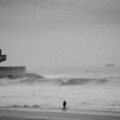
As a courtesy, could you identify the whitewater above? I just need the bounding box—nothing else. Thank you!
[0,66,120,111]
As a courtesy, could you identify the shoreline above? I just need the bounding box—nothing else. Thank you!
[0,107,120,120]
[1,106,120,116]
[1,105,120,112]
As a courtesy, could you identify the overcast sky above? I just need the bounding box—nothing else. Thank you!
[0,0,120,68]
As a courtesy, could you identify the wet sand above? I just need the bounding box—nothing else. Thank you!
[0,107,120,120]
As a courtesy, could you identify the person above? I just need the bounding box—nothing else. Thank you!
[62,100,67,111]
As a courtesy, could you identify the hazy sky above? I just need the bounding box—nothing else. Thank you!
[0,0,120,68]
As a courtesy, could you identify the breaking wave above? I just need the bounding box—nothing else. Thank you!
[50,78,109,85]
[0,66,120,86]
[61,78,108,85]
[0,77,109,86]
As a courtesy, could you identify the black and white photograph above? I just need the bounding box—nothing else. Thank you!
[0,0,120,119]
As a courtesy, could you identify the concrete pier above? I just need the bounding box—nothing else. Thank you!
[0,66,26,79]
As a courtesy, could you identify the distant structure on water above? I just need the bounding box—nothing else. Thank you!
[105,64,116,67]
[0,49,26,78]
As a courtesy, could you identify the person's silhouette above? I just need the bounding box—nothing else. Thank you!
[63,100,67,111]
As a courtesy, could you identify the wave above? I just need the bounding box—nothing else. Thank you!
[37,78,109,85]
[60,78,108,85]
[0,77,112,86]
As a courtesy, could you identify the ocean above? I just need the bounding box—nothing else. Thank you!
[0,66,120,111]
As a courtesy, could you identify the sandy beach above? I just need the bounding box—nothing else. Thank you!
[0,107,120,120]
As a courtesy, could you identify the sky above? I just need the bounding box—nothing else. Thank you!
[0,0,120,69]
